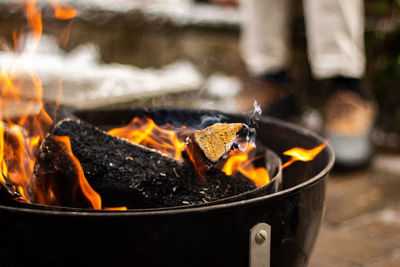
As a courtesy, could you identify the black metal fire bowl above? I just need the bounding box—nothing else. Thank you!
[0,108,334,267]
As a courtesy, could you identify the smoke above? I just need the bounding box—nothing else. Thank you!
[237,101,262,151]
[247,100,262,128]
[199,113,228,128]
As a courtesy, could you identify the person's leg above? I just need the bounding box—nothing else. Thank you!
[239,0,298,118]
[303,0,365,80]
[240,0,291,76]
[304,0,376,168]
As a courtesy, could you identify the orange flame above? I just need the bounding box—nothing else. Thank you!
[104,206,128,211]
[0,0,54,204]
[108,117,188,161]
[59,20,74,48]
[49,0,78,20]
[0,76,51,205]
[0,124,6,185]
[52,136,102,210]
[109,117,272,188]
[282,141,328,169]
[47,0,78,47]
[25,0,42,54]
[222,146,270,187]
[0,0,93,209]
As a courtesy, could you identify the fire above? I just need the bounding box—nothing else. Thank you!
[0,0,61,205]
[282,141,328,169]
[222,146,270,187]
[25,0,43,54]
[0,0,103,209]
[108,117,188,161]
[109,118,271,188]
[0,122,41,202]
[52,136,101,210]
[49,1,78,20]
[104,206,128,211]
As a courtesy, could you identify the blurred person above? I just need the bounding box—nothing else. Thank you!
[212,0,376,168]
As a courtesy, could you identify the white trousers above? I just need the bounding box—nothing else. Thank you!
[240,0,365,79]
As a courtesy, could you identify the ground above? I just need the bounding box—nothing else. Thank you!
[309,154,400,267]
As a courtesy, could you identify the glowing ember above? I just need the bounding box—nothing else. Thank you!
[282,141,328,169]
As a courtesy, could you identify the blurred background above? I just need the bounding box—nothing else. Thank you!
[0,0,399,266]
[2,0,398,149]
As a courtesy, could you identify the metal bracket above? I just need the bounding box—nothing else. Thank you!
[249,223,271,267]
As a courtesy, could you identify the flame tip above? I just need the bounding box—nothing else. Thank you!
[282,141,328,169]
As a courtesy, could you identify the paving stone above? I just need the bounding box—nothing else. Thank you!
[313,226,392,264]
[308,248,361,267]
[365,249,400,267]
[324,168,400,225]
[311,159,400,266]
[311,207,400,265]
[345,208,400,247]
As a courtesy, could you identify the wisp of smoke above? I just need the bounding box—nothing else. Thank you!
[199,114,228,129]
[238,101,262,151]
[248,100,262,128]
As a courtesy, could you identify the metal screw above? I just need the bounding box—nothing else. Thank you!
[255,230,268,244]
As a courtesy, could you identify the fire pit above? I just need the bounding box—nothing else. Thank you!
[0,107,334,267]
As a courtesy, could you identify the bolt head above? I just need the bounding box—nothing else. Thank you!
[255,230,268,244]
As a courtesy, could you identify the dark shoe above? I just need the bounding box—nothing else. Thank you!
[324,90,377,169]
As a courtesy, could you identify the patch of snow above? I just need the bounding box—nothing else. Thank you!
[204,73,242,98]
[0,35,204,109]
[0,0,240,27]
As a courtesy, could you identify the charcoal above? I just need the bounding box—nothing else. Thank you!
[33,119,256,209]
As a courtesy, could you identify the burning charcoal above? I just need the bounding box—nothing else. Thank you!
[33,119,256,209]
